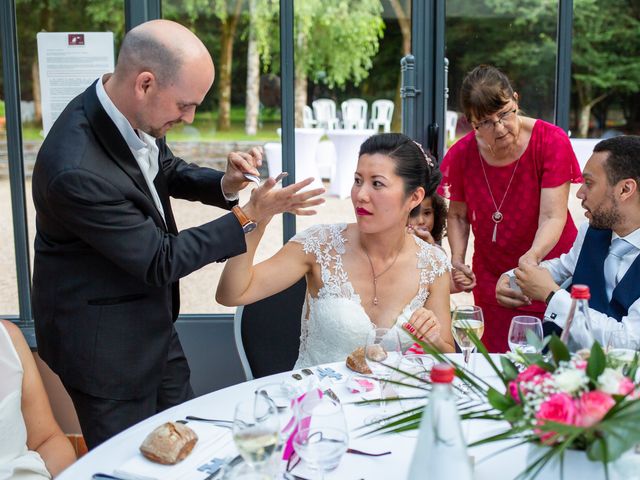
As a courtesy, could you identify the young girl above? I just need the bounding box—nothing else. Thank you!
[407,193,448,246]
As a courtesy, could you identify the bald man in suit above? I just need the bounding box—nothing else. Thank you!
[32,19,323,448]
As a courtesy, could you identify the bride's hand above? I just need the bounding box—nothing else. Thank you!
[403,308,441,345]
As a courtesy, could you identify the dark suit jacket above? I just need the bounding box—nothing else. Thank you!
[32,81,246,400]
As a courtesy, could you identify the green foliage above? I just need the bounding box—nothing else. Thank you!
[549,334,570,364]
[253,0,384,88]
[586,342,606,383]
[0,100,4,117]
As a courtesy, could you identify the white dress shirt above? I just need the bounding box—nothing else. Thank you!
[540,222,640,345]
[95,76,166,222]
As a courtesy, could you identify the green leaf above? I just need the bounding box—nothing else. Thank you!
[586,341,606,383]
[487,387,515,411]
[549,334,570,364]
[500,356,520,381]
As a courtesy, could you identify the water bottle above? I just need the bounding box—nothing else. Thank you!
[407,363,473,480]
[560,284,595,352]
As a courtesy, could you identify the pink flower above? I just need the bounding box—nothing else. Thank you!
[619,377,635,396]
[509,365,551,402]
[535,393,577,443]
[509,381,521,403]
[517,365,549,384]
[574,360,587,370]
[576,391,615,427]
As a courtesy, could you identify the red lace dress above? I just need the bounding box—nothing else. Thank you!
[439,120,583,352]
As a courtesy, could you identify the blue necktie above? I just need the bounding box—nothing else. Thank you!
[603,238,636,300]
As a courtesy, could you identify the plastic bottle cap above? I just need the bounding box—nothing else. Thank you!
[570,284,591,300]
[430,363,455,383]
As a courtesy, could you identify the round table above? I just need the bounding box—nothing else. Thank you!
[55,355,547,480]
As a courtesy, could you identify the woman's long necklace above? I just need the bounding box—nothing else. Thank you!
[362,237,405,306]
[480,150,521,243]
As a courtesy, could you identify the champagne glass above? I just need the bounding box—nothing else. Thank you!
[255,382,298,476]
[292,395,348,480]
[451,306,485,374]
[508,315,543,354]
[232,394,280,475]
[364,327,402,425]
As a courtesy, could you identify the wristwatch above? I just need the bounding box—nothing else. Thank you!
[545,289,558,305]
[232,206,257,234]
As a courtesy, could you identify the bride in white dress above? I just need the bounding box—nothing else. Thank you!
[217,133,455,367]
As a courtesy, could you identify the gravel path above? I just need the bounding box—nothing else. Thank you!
[0,180,586,315]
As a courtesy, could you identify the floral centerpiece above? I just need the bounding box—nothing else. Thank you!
[373,333,640,479]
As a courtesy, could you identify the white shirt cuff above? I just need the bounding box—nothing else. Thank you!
[545,289,572,329]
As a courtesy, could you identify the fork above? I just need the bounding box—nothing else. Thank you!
[183,415,233,427]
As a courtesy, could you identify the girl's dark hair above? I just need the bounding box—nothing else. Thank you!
[460,64,515,122]
[429,193,448,243]
[358,133,442,217]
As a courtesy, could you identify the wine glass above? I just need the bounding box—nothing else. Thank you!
[292,395,348,480]
[508,315,543,354]
[254,382,298,476]
[396,353,433,436]
[232,394,280,475]
[451,306,485,375]
[364,327,402,424]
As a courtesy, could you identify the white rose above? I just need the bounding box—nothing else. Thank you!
[597,368,624,395]
[554,369,587,393]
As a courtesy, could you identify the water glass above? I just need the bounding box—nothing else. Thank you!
[396,354,433,429]
[508,315,543,354]
[364,327,402,423]
[232,394,280,472]
[293,396,348,480]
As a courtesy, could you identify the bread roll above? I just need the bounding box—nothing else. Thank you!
[346,346,372,374]
[140,422,198,465]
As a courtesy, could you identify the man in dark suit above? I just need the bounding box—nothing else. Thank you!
[32,19,323,449]
[496,136,640,348]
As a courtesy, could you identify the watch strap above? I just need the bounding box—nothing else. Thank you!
[545,289,557,305]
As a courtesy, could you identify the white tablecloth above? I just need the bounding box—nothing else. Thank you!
[326,129,375,199]
[55,355,628,480]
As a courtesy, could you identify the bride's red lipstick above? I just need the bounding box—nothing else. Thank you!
[356,207,372,216]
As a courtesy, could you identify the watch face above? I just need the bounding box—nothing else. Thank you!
[243,221,257,234]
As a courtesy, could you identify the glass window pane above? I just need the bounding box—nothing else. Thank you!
[18,1,125,315]
[445,0,559,144]
[292,0,410,230]
[0,47,20,316]
[570,0,640,139]
[163,1,282,313]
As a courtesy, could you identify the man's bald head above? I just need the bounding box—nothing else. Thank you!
[115,20,213,87]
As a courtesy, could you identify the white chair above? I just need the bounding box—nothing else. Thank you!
[369,99,394,133]
[312,99,340,130]
[341,98,368,129]
[445,110,458,142]
[303,105,317,128]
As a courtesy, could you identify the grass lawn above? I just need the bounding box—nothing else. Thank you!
[17,106,283,143]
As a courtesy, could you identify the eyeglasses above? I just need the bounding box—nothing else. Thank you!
[473,108,517,132]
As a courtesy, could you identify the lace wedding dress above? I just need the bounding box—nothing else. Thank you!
[291,224,451,368]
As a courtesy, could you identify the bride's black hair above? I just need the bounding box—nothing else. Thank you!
[358,133,442,216]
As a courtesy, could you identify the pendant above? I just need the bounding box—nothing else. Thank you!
[373,297,379,306]
[492,211,503,243]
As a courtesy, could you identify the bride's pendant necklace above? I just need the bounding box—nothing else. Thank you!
[362,237,405,306]
[480,144,521,243]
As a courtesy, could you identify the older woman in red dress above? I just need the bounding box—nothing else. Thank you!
[439,65,583,352]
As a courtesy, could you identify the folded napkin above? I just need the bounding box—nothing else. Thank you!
[113,422,234,480]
